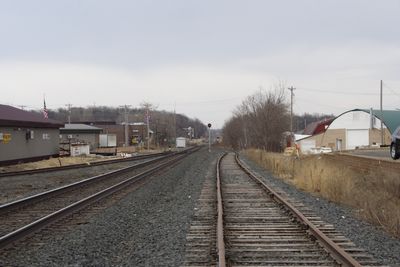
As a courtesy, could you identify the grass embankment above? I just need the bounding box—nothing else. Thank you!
[244,149,400,238]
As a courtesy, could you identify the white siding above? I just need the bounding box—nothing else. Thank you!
[99,134,117,147]
[346,129,369,149]
[329,111,385,130]
[299,139,316,154]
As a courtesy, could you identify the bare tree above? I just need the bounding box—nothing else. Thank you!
[223,86,290,151]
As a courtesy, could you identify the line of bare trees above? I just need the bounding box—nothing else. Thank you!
[33,105,208,139]
[222,87,290,151]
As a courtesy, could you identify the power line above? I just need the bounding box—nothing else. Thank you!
[295,97,349,110]
[297,87,396,96]
[383,82,400,99]
[157,97,244,107]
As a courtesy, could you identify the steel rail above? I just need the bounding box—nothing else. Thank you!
[0,148,198,250]
[216,153,227,267]
[0,154,173,215]
[234,153,362,267]
[0,151,172,178]
[0,147,199,215]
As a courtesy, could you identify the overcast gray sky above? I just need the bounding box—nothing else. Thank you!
[1,0,400,128]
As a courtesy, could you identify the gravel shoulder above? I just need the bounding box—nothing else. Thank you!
[240,153,400,266]
[1,147,222,267]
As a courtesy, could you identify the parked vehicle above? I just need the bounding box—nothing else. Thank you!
[310,146,333,154]
[390,126,400,160]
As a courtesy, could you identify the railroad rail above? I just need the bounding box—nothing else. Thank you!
[183,152,380,266]
[0,151,173,178]
[0,146,199,250]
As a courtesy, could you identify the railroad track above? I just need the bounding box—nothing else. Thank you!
[0,147,199,250]
[183,152,382,266]
[0,151,173,178]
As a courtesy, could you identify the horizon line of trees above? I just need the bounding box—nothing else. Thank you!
[31,104,208,140]
[222,85,334,151]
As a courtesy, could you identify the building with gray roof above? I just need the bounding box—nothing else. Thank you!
[60,123,103,150]
[0,104,63,165]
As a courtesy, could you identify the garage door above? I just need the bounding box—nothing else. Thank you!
[346,129,369,150]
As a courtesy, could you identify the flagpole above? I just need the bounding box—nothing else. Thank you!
[43,94,49,119]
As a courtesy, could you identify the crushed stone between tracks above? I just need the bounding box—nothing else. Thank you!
[239,153,400,266]
[1,148,223,266]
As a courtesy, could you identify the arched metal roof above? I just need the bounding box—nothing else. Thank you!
[357,109,400,133]
[328,108,400,134]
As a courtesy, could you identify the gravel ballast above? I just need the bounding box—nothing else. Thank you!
[0,156,165,205]
[1,148,222,266]
[239,153,400,266]
[3,148,398,266]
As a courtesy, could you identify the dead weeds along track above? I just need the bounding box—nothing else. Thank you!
[183,152,383,266]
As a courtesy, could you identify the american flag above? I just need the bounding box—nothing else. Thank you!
[43,99,48,119]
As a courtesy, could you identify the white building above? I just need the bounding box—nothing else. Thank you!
[298,109,400,152]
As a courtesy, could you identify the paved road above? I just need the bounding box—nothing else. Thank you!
[346,148,392,160]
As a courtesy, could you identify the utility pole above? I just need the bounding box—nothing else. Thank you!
[243,121,248,149]
[65,104,72,124]
[380,80,384,146]
[187,127,192,140]
[173,102,177,146]
[120,105,131,147]
[288,86,296,133]
[146,107,150,151]
[207,123,212,152]
[125,105,129,147]
[156,119,159,149]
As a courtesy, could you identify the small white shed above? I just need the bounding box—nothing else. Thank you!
[176,137,186,148]
[70,143,90,156]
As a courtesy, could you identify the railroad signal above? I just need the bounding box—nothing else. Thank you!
[208,123,211,128]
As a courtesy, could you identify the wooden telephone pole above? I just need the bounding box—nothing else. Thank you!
[288,86,296,133]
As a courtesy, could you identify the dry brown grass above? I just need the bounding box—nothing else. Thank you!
[0,148,166,173]
[0,156,106,172]
[244,149,400,238]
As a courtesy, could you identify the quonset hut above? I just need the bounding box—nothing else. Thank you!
[0,104,63,165]
[297,109,400,152]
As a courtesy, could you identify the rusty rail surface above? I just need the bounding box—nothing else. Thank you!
[216,153,227,267]
[182,151,381,266]
[234,153,362,267]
